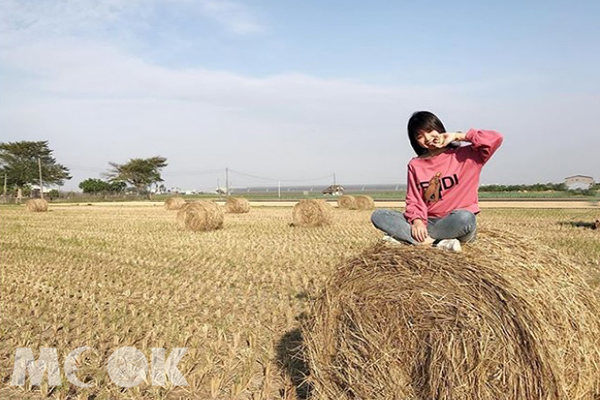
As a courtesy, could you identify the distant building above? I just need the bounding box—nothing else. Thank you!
[30,185,53,198]
[564,175,595,190]
[322,184,345,196]
[30,185,52,193]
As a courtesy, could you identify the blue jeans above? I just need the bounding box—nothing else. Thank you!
[371,209,477,245]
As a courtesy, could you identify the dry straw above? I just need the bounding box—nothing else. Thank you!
[303,229,600,400]
[292,199,333,227]
[225,197,250,214]
[355,195,375,210]
[25,198,48,212]
[176,201,224,231]
[337,195,357,210]
[164,196,186,210]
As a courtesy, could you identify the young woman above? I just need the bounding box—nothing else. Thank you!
[371,111,503,252]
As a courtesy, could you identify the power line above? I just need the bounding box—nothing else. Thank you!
[162,169,223,177]
[68,164,223,177]
[228,169,278,182]
[228,168,334,183]
[60,164,336,186]
[284,174,336,183]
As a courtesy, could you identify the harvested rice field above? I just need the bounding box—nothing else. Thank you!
[1,204,599,399]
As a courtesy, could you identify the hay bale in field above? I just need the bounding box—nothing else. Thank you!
[225,197,250,214]
[164,196,186,210]
[337,195,357,210]
[292,199,333,227]
[303,230,600,400]
[355,195,374,210]
[176,201,224,231]
[26,198,48,212]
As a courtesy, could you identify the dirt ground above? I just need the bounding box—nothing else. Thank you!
[47,200,600,209]
[2,205,598,399]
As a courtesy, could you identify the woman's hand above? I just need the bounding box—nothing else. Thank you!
[433,132,467,148]
[411,219,428,242]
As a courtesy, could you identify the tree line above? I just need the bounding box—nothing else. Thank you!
[0,141,167,202]
[479,183,568,192]
[480,183,599,193]
[1,140,597,203]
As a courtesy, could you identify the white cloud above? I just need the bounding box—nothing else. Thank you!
[197,0,265,34]
[0,0,265,45]
[0,2,598,189]
[0,39,483,189]
[0,0,138,40]
[1,39,466,121]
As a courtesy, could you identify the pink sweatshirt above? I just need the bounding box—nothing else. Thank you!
[404,129,503,224]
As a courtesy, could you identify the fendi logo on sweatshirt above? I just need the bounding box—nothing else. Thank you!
[420,173,459,203]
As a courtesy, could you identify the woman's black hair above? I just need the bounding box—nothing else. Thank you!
[407,111,446,156]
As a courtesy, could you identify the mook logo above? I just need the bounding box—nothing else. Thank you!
[10,347,188,388]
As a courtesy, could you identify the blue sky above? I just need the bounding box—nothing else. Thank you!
[1,0,599,191]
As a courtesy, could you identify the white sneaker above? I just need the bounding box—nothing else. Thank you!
[382,235,401,245]
[434,239,462,253]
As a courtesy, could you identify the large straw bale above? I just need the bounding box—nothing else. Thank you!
[164,196,186,210]
[355,195,374,210]
[176,201,223,231]
[303,229,600,400]
[337,195,357,210]
[26,198,48,212]
[292,199,333,227]
[225,197,250,214]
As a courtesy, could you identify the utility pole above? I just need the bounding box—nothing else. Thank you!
[278,180,281,199]
[38,157,44,199]
[225,167,229,196]
[333,172,336,186]
[2,174,6,204]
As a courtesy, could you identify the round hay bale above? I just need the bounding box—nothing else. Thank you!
[292,199,333,227]
[225,197,250,214]
[303,229,600,400]
[337,195,357,210]
[26,198,48,212]
[164,196,186,210]
[355,195,374,210]
[176,201,223,231]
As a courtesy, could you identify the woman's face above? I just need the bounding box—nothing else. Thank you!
[416,129,442,150]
